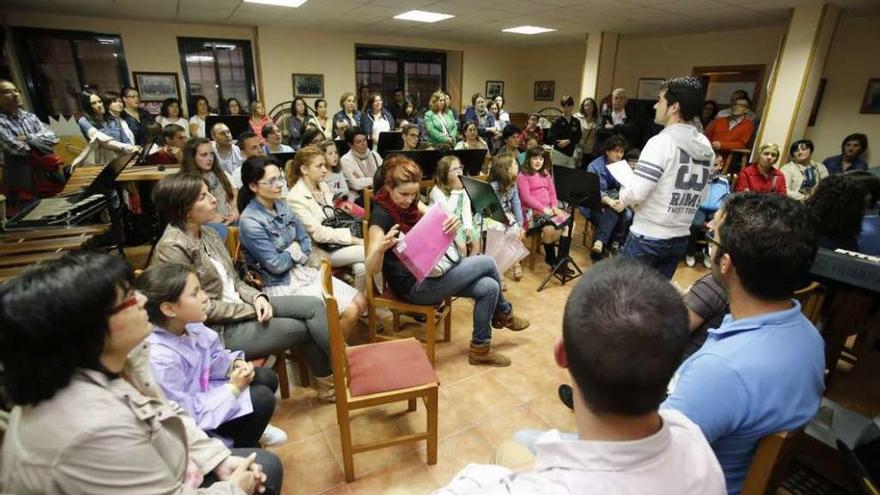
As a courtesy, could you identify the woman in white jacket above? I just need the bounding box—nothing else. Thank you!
[286,145,367,292]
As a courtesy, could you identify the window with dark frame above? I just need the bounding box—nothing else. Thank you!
[178,37,256,117]
[11,27,129,120]
[355,46,446,113]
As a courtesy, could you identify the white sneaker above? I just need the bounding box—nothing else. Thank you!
[685,255,696,267]
[260,424,288,446]
[702,253,712,269]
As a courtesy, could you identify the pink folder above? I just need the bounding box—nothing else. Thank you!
[394,203,455,283]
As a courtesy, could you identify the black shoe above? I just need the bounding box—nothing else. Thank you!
[543,243,557,267]
[558,384,574,410]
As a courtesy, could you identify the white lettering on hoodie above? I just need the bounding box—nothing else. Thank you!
[620,123,716,239]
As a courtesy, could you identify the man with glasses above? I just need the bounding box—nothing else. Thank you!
[663,193,824,495]
[704,95,756,162]
[120,86,154,147]
[714,89,758,121]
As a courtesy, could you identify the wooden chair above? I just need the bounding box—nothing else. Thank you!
[362,187,452,364]
[227,225,308,399]
[741,430,799,495]
[320,259,438,482]
[794,281,826,326]
[723,148,751,175]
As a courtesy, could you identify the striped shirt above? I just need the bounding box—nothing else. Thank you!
[0,109,59,157]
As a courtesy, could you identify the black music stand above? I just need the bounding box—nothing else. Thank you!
[537,166,601,292]
[460,176,509,225]
[270,151,296,165]
[392,150,444,180]
[453,149,488,176]
[377,131,404,158]
[335,139,350,158]
[206,115,250,139]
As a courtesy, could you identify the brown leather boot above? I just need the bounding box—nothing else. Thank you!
[491,311,531,331]
[468,342,511,367]
[314,374,336,403]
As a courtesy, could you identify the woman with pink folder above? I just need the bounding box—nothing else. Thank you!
[365,156,530,367]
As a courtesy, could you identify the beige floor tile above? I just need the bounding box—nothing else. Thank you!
[272,432,345,495]
[347,456,440,494]
[422,427,496,488]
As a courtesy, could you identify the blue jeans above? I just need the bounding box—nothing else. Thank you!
[579,206,632,245]
[621,232,690,279]
[405,255,512,345]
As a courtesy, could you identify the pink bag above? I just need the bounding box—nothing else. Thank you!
[394,203,455,283]
[485,228,530,274]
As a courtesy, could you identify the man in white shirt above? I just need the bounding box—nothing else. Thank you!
[211,122,242,176]
[339,126,382,202]
[435,258,726,495]
[620,77,715,279]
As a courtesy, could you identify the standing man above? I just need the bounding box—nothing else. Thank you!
[0,79,60,210]
[387,88,406,121]
[120,86,154,147]
[619,77,715,279]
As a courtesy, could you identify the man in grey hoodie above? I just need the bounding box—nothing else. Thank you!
[620,77,715,279]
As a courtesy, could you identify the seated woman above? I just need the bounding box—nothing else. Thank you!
[225,97,246,116]
[248,101,272,144]
[189,95,215,139]
[487,153,526,281]
[332,92,362,139]
[156,97,190,138]
[580,135,632,260]
[517,113,545,150]
[339,126,383,202]
[806,174,866,251]
[308,98,333,140]
[287,146,368,292]
[398,100,422,133]
[734,143,786,195]
[138,263,287,448]
[287,97,310,150]
[401,124,431,151]
[823,133,869,174]
[365,156,530,367]
[262,124,294,154]
[462,93,498,149]
[77,91,140,163]
[517,146,566,268]
[319,139,364,217]
[361,93,395,152]
[424,90,458,149]
[0,252,282,494]
[781,139,829,201]
[179,137,239,239]
[498,124,521,160]
[151,173,335,402]
[454,122,488,151]
[238,156,367,339]
[430,155,480,256]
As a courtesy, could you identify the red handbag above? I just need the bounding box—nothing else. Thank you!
[27,149,65,197]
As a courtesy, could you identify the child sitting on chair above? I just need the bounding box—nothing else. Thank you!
[517,146,566,269]
[488,152,526,281]
[430,155,481,255]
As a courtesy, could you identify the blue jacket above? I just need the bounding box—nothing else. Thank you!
[239,199,311,287]
[360,109,395,138]
[462,106,496,133]
[822,154,869,174]
[586,155,620,195]
[331,109,362,139]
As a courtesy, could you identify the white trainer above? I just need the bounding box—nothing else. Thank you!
[260,424,288,446]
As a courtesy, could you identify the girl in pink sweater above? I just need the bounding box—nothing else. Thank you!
[517,146,566,267]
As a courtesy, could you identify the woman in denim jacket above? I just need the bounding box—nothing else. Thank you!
[238,156,367,339]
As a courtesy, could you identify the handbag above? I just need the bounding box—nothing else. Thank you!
[428,243,461,278]
[318,205,363,251]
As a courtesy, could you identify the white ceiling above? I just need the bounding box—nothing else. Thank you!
[5,0,880,46]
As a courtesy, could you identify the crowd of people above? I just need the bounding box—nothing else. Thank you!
[0,74,879,495]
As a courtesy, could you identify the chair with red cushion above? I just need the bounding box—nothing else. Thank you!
[319,259,439,482]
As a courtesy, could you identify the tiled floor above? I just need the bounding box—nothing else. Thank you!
[258,229,711,495]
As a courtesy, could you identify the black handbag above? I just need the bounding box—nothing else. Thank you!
[318,205,363,251]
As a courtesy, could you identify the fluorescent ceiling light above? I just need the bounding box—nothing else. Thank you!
[394,10,454,23]
[502,25,556,35]
[244,0,308,7]
[186,55,215,63]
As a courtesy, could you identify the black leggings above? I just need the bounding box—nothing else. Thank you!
[215,367,279,448]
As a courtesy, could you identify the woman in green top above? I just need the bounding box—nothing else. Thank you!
[424,90,458,149]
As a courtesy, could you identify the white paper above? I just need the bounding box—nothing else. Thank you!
[606,160,635,190]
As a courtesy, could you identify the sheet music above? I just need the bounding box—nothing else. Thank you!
[607,160,634,190]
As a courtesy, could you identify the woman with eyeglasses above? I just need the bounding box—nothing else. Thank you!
[238,156,367,341]
[734,143,787,195]
[0,252,282,494]
[151,172,336,402]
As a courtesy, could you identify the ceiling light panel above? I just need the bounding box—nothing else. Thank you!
[394,10,454,23]
[243,0,308,7]
[502,25,556,34]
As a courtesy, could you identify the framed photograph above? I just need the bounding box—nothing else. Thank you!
[292,73,324,98]
[534,80,555,101]
[637,78,665,99]
[133,72,180,102]
[860,78,880,114]
[485,80,504,99]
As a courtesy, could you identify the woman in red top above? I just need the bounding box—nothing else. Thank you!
[248,101,272,144]
[734,143,787,195]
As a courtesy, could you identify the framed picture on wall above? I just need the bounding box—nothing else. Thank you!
[534,81,555,101]
[133,72,181,102]
[485,81,504,99]
[860,78,880,114]
[293,73,324,98]
[637,78,665,99]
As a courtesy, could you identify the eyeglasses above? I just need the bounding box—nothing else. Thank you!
[258,177,285,187]
[705,231,722,249]
[110,290,143,315]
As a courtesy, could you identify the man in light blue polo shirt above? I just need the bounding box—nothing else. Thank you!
[663,193,825,495]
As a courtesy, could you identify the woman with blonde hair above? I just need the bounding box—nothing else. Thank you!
[734,143,787,195]
[424,90,458,149]
[248,100,272,144]
[331,92,361,139]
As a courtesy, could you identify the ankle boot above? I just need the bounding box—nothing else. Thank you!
[558,235,572,259]
[543,243,557,267]
[314,374,336,403]
[468,342,511,367]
